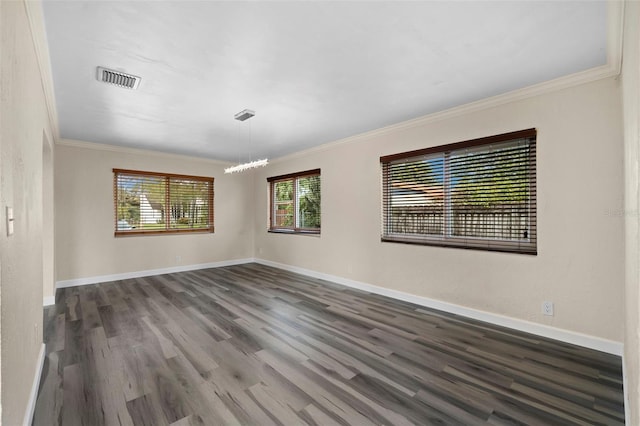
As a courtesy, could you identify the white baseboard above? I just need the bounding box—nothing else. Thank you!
[43,296,55,307]
[254,258,624,356]
[52,257,623,356]
[55,258,255,289]
[23,343,46,426]
[622,354,630,425]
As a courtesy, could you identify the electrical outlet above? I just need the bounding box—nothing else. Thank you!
[175,255,181,264]
[542,301,554,316]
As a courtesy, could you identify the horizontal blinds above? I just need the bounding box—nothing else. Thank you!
[386,154,445,237]
[115,173,166,231]
[381,131,536,254]
[114,169,214,235]
[169,178,213,231]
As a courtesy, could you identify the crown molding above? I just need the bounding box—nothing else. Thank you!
[608,0,624,76]
[25,0,623,164]
[272,66,620,164]
[272,1,624,164]
[56,138,234,166]
[24,0,60,142]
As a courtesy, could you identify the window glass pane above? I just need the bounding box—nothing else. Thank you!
[114,170,214,235]
[380,129,536,254]
[449,141,530,241]
[296,175,321,229]
[169,179,211,230]
[388,155,445,236]
[138,177,166,230]
[116,175,166,231]
[116,175,139,230]
[268,170,321,233]
[274,180,294,227]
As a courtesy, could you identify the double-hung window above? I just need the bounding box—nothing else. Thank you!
[381,129,536,254]
[268,169,321,234]
[114,169,214,236]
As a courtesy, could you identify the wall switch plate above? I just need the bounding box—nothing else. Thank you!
[542,301,554,316]
[6,206,14,236]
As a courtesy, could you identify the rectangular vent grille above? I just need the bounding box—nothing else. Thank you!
[234,109,255,121]
[97,67,141,90]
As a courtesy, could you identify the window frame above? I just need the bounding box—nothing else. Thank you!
[380,129,537,255]
[267,168,321,235]
[113,168,214,237]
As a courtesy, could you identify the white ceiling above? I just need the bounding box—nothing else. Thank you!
[42,1,607,162]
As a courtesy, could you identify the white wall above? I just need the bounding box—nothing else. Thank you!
[622,0,640,423]
[3,0,631,421]
[55,142,255,281]
[253,77,624,343]
[0,1,54,424]
[47,10,633,420]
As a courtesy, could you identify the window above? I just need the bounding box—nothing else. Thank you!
[113,169,214,236]
[381,129,536,254]
[268,169,321,234]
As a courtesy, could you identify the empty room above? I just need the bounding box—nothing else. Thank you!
[2,0,640,424]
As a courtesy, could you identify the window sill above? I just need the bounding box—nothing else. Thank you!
[115,228,214,237]
[268,229,320,236]
[381,235,536,255]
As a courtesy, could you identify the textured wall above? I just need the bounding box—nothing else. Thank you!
[55,143,255,281]
[0,1,54,423]
[253,77,625,343]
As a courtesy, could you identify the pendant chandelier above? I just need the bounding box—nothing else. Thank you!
[224,109,269,174]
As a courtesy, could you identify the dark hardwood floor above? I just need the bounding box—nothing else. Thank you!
[33,263,625,425]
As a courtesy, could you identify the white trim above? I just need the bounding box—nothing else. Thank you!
[271,0,624,165]
[55,58,621,168]
[43,296,55,307]
[23,0,60,141]
[55,258,254,289]
[622,353,630,425]
[54,257,625,356]
[56,138,233,166]
[23,343,46,426]
[254,258,624,356]
[272,65,619,165]
[607,0,624,76]
[51,1,624,167]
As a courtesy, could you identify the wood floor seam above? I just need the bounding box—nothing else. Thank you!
[33,263,625,425]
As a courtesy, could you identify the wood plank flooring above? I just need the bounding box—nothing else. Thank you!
[33,263,625,425]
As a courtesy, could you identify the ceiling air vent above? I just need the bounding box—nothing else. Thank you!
[96,67,141,90]
[234,109,255,121]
